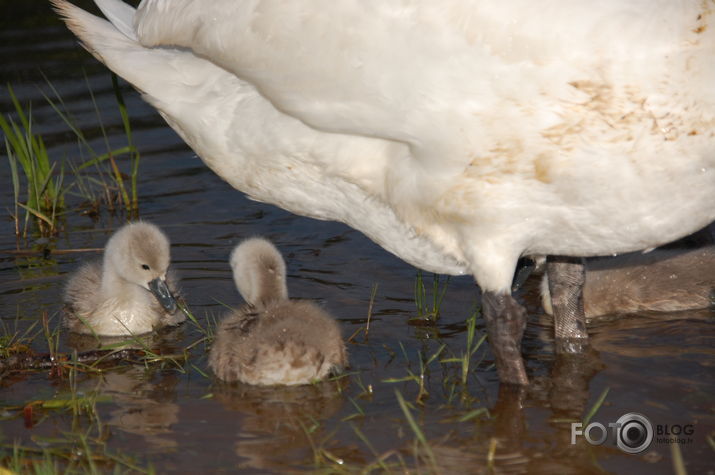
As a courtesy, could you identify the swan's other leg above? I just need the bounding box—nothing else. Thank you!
[546,256,589,351]
[482,291,528,385]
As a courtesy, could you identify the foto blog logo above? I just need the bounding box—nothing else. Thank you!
[571,413,653,454]
[571,412,695,454]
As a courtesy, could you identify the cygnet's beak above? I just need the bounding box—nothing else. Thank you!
[148,277,177,313]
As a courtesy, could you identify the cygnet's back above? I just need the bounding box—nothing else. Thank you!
[209,238,346,385]
[542,246,715,318]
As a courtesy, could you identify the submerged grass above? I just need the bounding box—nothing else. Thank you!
[583,387,610,426]
[0,316,40,359]
[670,443,688,475]
[1,431,155,475]
[395,389,438,471]
[383,344,446,404]
[0,308,183,473]
[0,326,155,474]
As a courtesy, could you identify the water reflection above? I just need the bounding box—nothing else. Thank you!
[65,325,186,352]
[427,350,606,474]
[70,327,186,452]
[102,366,180,451]
[212,379,346,470]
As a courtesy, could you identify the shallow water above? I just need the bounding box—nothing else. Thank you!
[1,2,713,473]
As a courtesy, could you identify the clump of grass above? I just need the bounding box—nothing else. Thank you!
[431,305,488,405]
[0,316,40,360]
[42,72,141,218]
[413,271,449,321]
[458,307,487,387]
[1,85,68,239]
[2,74,142,244]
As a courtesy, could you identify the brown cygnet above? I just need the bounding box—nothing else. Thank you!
[209,237,346,385]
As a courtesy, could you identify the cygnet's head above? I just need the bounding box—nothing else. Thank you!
[230,237,288,308]
[104,221,176,312]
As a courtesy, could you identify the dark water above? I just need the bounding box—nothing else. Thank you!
[1,2,713,473]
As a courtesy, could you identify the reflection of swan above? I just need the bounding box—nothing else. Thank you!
[587,308,715,359]
[212,380,345,471]
[69,327,186,451]
[99,366,180,451]
[54,0,715,384]
[65,324,185,352]
[542,246,715,318]
[63,222,183,336]
[209,238,346,385]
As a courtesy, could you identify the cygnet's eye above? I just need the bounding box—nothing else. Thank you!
[141,264,150,270]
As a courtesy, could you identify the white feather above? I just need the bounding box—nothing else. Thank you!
[95,0,137,40]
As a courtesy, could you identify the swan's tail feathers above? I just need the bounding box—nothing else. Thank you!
[94,0,138,40]
[52,0,232,124]
[51,0,137,66]
[51,0,184,102]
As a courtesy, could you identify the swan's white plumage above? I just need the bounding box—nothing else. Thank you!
[55,0,715,294]
[94,0,136,40]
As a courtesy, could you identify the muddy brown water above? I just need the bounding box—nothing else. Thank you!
[1,3,713,473]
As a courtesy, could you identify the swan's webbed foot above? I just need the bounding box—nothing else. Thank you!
[546,256,589,353]
[482,291,528,385]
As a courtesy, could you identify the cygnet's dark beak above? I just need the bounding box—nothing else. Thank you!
[148,277,177,313]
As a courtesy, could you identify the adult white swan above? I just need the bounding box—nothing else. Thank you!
[53,0,715,384]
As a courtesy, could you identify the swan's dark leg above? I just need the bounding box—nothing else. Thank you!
[482,291,528,385]
[546,256,589,352]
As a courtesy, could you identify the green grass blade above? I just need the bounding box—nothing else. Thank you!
[670,443,688,475]
[76,146,133,170]
[17,202,53,227]
[7,84,30,131]
[5,138,22,232]
[40,80,97,157]
[458,407,489,422]
[395,389,437,468]
[582,387,610,426]
[109,72,140,213]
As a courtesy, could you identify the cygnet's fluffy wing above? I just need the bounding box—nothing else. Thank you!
[63,259,103,332]
[209,300,346,386]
